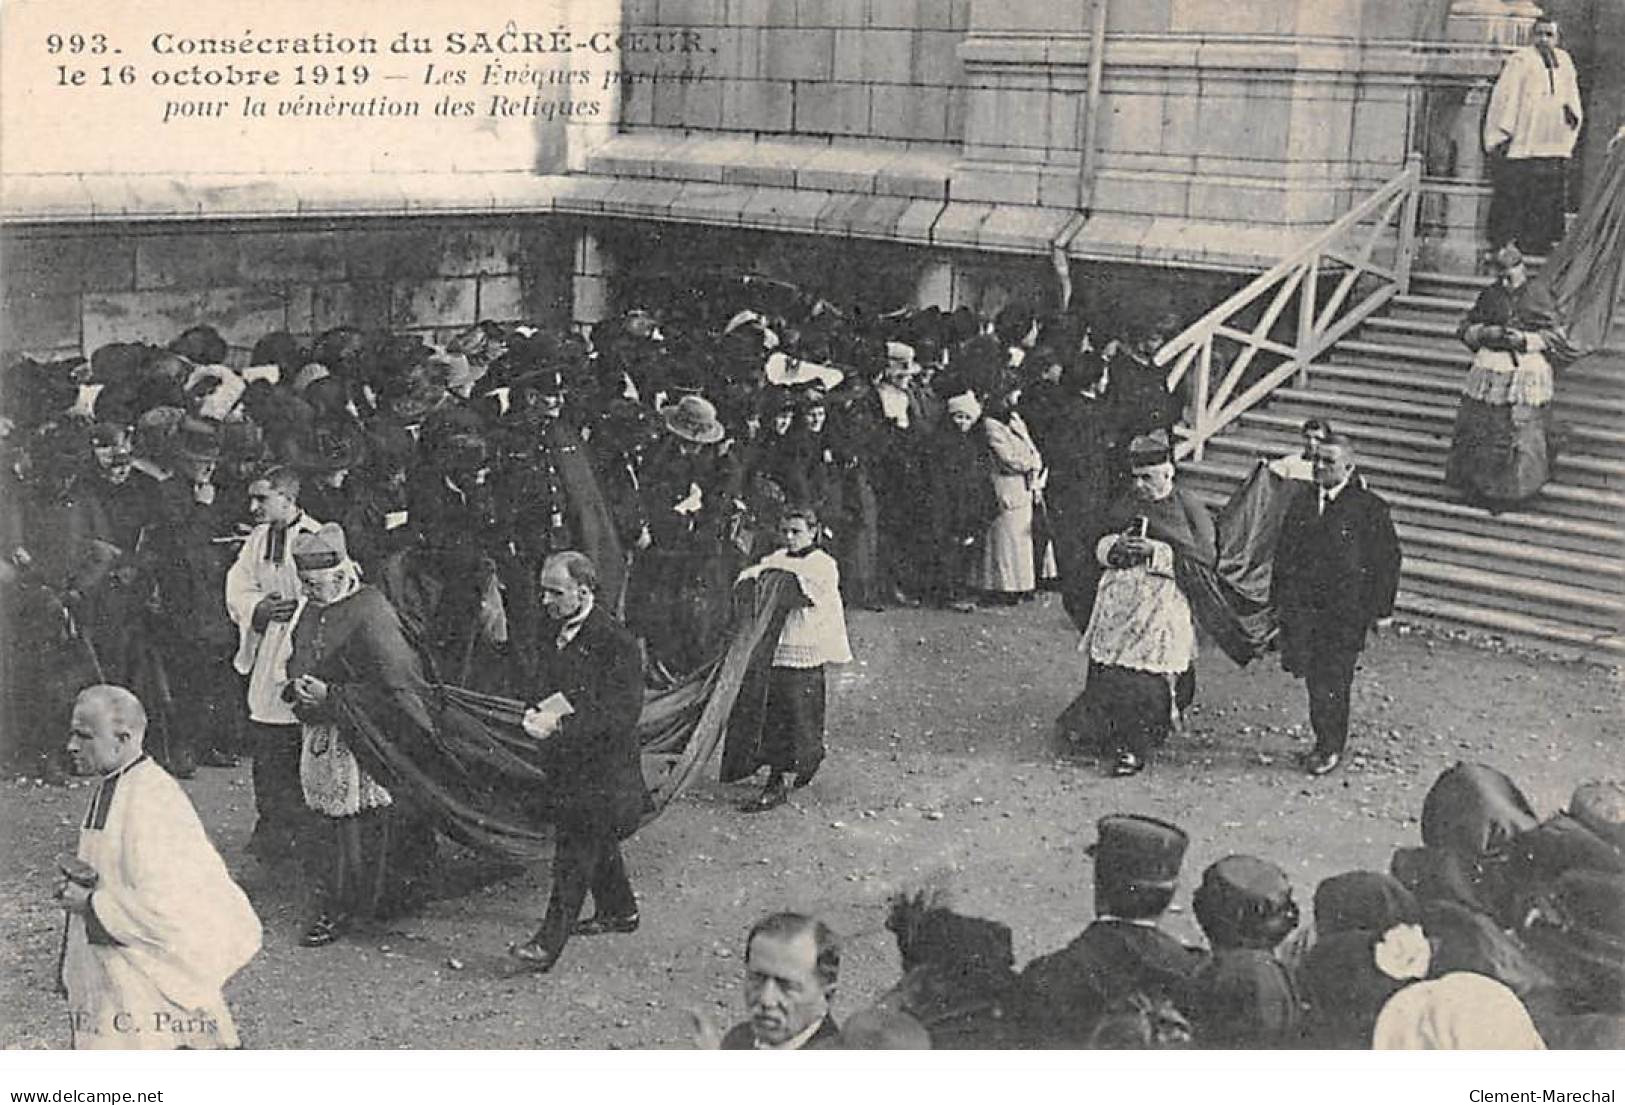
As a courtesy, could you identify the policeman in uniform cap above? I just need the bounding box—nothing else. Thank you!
[1016,814,1203,1046]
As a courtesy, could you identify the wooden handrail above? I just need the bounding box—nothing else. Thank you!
[1156,152,1425,460]
[1156,154,1422,370]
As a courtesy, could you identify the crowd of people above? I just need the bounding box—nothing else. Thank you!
[708,765,1624,1051]
[5,270,1614,1052]
[0,282,1192,793]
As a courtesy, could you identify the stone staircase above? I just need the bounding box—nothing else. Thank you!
[1179,269,1625,663]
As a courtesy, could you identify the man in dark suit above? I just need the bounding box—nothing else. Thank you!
[1271,435,1401,777]
[715,912,844,1049]
[1016,814,1203,1047]
[510,551,650,973]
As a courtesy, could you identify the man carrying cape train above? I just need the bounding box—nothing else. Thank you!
[57,684,261,1049]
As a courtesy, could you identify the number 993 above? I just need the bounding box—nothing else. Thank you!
[46,33,110,54]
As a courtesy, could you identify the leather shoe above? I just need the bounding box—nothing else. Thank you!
[1303,751,1341,778]
[740,779,790,813]
[299,913,344,948]
[1108,752,1145,778]
[509,939,561,972]
[199,749,240,768]
[573,912,640,937]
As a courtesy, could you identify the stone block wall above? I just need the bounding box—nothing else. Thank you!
[954,0,1429,233]
[620,0,971,146]
[1,219,572,361]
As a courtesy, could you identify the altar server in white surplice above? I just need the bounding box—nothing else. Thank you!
[58,685,261,1050]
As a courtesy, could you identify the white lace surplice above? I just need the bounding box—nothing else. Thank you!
[1086,538,1195,675]
[300,722,393,818]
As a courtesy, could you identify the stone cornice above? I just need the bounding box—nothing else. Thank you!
[959,32,1513,80]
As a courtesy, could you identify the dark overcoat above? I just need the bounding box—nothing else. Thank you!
[1270,480,1401,670]
[531,604,650,837]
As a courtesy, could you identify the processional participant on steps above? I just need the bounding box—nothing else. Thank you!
[1445,245,1576,510]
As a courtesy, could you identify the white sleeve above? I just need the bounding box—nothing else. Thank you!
[1483,56,1523,150]
[223,533,263,629]
[1146,539,1175,578]
[1095,534,1120,567]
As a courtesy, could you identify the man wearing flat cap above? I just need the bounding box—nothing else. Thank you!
[1017,814,1203,1047]
[1059,431,1214,776]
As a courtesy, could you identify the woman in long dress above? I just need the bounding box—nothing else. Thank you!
[971,394,1043,602]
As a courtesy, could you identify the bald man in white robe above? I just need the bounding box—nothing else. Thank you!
[57,685,261,1049]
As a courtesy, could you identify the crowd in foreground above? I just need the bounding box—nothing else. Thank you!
[55,683,1625,1050]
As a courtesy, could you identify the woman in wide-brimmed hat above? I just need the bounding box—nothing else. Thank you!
[625,395,738,681]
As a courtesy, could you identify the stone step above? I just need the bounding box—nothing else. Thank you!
[1306,362,1625,422]
[1234,412,1625,489]
[1395,522,1625,594]
[1266,387,1625,456]
[1197,432,1625,522]
[1333,337,1625,389]
[1401,555,1622,634]
[1391,292,1475,317]
[1392,590,1625,663]
[1180,457,1623,557]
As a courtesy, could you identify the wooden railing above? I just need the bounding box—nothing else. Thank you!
[1156,152,1424,460]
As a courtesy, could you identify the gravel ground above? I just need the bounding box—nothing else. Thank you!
[2,593,1619,1050]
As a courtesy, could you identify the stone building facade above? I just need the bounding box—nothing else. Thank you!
[1,0,1618,356]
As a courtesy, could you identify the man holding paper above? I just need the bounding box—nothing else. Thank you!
[511,551,651,973]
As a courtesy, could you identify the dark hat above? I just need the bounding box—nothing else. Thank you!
[250,331,308,372]
[286,428,363,473]
[172,416,221,464]
[792,382,829,410]
[886,893,1015,979]
[661,395,725,444]
[169,325,228,366]
[89,342,152,385]
[1193,855,1300,950]
[758,386,797,416]
[1314,870,1420,938]
[219,420,266,459]
[89,421,131,447]
[291,522,349,571]
[364,422,417,472]
[132,405,186,456]
[1089,814,1188,888]
[1493,244,1526,272]
[1128,430,1174,468]
[1569,782,1625,852]
[1421,762,1539,862]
